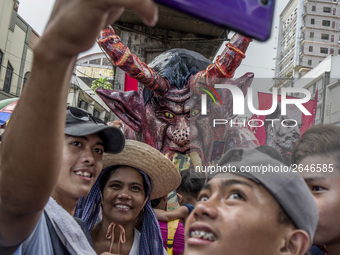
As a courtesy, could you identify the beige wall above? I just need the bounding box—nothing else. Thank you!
[0,0,35,99]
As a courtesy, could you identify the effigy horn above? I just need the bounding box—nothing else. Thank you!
[98,26,170,95]
[190,33,252,94]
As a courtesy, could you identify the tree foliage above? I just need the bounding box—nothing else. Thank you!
[91,77,112,93]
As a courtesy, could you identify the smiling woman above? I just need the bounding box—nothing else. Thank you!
[76,140,181,255]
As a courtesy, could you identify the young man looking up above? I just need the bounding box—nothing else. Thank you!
[0,0,158,254]
[292,125,340,255]
[184,148,318,255]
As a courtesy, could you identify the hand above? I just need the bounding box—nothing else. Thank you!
[38,0,158,58]
[107,120,123,129]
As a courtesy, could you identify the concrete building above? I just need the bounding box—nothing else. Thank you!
[274,0,340,88]
[0,0,38,100]
[0,0,115,121]
[293,55,340,126]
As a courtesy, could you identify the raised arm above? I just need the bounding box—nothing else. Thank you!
[0,0,158,250]
[154,206,190,222]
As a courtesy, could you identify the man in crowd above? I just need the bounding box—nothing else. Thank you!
[184,148,318,255]
[292,125,340,255]
[0,0,157,254]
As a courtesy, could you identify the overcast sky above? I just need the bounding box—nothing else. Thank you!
[17,0,289,85]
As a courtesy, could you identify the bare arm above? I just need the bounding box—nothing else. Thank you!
[0,0,157,249]
[154,206,189,222]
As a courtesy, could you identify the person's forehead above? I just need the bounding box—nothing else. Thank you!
[65,133,104,143]
[208,173,257,189]
[109,166,143,180]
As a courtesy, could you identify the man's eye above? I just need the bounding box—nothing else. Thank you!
[71,141,81,147]
[164,112,174,119]
[94,147,104,154]
[198,195,209,202]
[227,192,245,200]
[311,186,324,192]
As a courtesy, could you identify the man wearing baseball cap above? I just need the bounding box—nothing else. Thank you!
[0,0,158,253]
[184,148,318,255]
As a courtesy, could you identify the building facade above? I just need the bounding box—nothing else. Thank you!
[0,0,37,100]
[0,0,115,121]
[293,55,340,126]
[275,0,340,87]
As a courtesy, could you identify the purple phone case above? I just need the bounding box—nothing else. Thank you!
[154,0,275,41]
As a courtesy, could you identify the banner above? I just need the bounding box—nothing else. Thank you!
[248,91,318,164]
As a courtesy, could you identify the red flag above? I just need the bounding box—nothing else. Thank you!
[124,73,138,91]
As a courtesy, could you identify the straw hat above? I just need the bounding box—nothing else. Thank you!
[102,140,181,199]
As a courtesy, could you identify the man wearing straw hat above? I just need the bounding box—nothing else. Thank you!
[0,0,158,254]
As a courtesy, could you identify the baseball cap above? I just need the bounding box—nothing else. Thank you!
[212,148,318,241]
[64,107,125,154]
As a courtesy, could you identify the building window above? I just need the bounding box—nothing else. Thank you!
[321,34,330,40]
[308,60,312,66]
[93,109,100,118]
[331,34,335,42]
[320,47,329,54]
[77,100,89,110]
[330,48,334,54]
[311,18,315,24]
[323,7,331,13]
[322,20,331,26]
[310,32,314,38]
[102,58,112,66]
[309,46,313,52]
[338,49,340,54]
[89,58,101,65]
[312,6,316,11]
[333,8,336,15]
[332,21,335,28]
[3,62,13,93]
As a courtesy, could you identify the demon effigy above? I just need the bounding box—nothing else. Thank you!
[96,26,259,170]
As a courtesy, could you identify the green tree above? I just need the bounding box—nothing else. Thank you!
[91,77,112,93]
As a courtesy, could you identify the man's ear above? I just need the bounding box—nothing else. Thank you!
[279,230,310,255]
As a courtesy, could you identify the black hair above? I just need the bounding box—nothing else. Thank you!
[291,124,340,168]
[177,170,204,199]
[151,198,162,208]
[143,48,211,104]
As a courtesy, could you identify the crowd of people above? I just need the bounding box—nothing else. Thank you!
[0,0,339,255]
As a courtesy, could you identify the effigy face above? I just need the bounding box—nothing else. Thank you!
[96,26,257,168]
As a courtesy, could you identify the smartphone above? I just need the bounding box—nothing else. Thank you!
[154,0,276,41]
